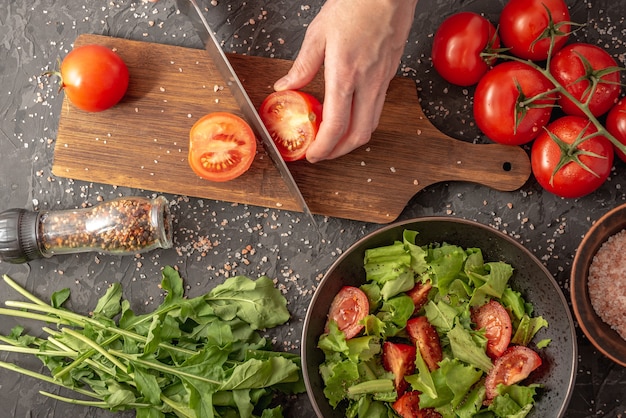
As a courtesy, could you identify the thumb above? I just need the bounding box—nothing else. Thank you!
[274,34,325,91]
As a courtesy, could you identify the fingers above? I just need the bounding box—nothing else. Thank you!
[274,24,326,92]
[306,71,390,163]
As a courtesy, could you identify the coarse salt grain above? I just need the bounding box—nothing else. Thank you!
[588,228,626,340]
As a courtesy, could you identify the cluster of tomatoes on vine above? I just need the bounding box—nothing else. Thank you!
[431,0,626,199]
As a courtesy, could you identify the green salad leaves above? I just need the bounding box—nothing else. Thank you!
[0,267,304,418]
[319,230,549,418]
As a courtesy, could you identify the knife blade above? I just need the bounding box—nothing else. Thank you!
[177,0,317,226]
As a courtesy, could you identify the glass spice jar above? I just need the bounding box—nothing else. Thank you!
[0,196,173,264]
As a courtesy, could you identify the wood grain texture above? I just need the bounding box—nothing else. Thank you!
[53,34,531,223]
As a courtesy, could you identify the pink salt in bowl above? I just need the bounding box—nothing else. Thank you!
[571,203,626,367]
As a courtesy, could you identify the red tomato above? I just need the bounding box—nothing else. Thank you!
[531,116,614,198]
[259,90,322,161]
[406,316,443,372]
[471,300,512,360]
[550,43,622,117]
[188,112,257,182]
[431,12,500,86]
[485,345,542,400]
[325,286,369,339]
[474,61,556,145]
[392,391,442,418]
[406,280,432,313]
[499,0,570,61]
[57,44,129,112]
[606,99,626,162]
[382,341,416,395]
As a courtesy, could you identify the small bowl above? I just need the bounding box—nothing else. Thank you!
[571,203,626,367]
[302,217,577,418]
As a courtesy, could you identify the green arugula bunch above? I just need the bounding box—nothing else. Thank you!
[0,267,304,418]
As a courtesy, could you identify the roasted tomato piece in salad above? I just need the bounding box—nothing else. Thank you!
[324,285,369,339]
[382,341,416,396]
[471,300,513,359]
[485,345,543,400]
[406,316,443,371]
[393,391,442,418]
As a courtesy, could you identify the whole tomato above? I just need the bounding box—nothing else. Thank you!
[550,43,622,117]
[605,98,626,162]
[474,61,556,145]
[431,12,500,86]
[531,116,614,198]
[57,44,130,112]
[499,0,570,61]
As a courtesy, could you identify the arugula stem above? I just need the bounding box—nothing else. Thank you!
[1,275,49,307]
[2,301,196,357]
[52,332,122,380]
[61,328,128,373]
[4,301,89,326]
[160,394,196,418]
[110,349,221,386]
[40,390,152,409]
[0,360,102,399]
[0,307,72,326]
[0,345,76,357]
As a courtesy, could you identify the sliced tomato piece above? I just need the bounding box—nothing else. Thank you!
[188,112,257,182]
[471,300,512,359]
[406,316,443,372]
[382,341,416,396]
[259,90,322,161]
[406,280,432,313]
[392,391,442,418]
[485,345,543,400]
[325,286,369,339]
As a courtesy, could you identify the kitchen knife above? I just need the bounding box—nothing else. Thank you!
[176,0,317,226]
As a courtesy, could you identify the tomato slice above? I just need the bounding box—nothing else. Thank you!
[485,345,542,400]
[471,300,512,359]
[406,280,433,313]
[325,286,369,339]
[406,316,443,372]
[188,112,257,182]
[382,341,416,395]
[259,90,322,161]
[393,391,442,418]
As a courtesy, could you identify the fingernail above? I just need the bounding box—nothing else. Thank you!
[274,77,289,91]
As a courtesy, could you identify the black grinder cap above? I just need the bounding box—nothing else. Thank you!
[0,208,43,264]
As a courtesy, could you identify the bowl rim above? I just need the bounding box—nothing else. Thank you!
[302,216,578,417]
[570,203,626,367]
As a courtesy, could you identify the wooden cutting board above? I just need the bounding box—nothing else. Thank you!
[53,34,531,224]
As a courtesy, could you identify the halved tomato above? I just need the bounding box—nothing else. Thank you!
[259,90,322,161]
[471,300,512,359]
[188,112,257,182]
[325,286,369,339]
[485,345,542,400]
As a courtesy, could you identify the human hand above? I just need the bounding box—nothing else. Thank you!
[274,0,418,163]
